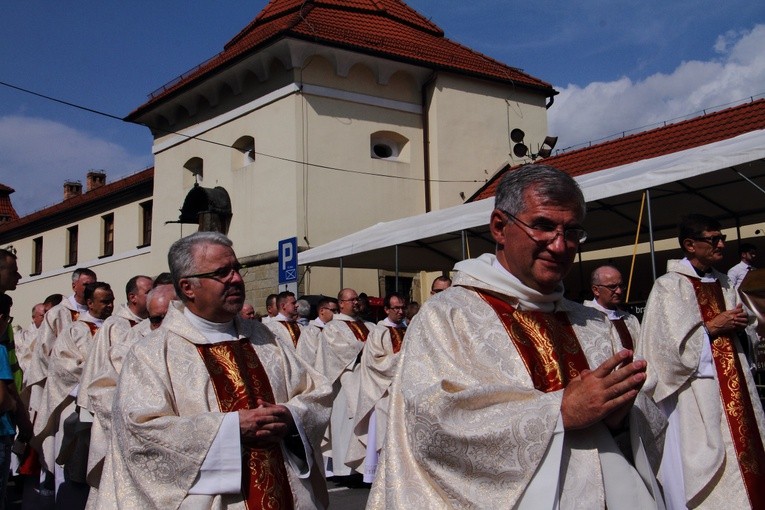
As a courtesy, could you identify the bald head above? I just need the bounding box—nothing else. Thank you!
[147,285,177,330]
[337,288,360,317]
[591,265,626,310]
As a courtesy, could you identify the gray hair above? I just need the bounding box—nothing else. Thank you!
[590,264,620,286]
[168,231,233,301]
[71,267,97,283]
[296,299,311,318]
[495,164,585,219]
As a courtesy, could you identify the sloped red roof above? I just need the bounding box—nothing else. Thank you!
[0,183,18,221]
[128,0,553,119]
[0,168,154,236]
[472,98,765,201]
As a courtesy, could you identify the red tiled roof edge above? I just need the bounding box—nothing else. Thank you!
[126,0,553,121]
[0,167,154,236]
[470,99,765,202]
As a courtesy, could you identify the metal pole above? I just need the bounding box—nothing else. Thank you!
[395,245,400,292]
[646,189,657,281]
[339,257,344,289]
[461,230,467,260]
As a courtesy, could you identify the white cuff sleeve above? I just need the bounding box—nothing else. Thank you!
[188,412,242,495]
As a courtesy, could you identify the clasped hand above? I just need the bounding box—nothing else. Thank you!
[705,303,748,338]
[239,399,294,447]
[561,349,646,430]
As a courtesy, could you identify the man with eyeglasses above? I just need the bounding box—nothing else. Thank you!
[265,291,302,348]
[296,297,338,367]
[348,292,407,483]
[369,164,664,510]
[639,214,764,510]
[98,232,331,509]
[584,265,640,351]
[315,288,374,478]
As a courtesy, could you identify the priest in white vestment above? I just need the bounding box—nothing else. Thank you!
[639,214,765,510]
[296,297,338,367]
[265,290,303,349]
[314,288,374,478]
[368,164,666,510]
[98,232,332,509]
[583,265,641,351]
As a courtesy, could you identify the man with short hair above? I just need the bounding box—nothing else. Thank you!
[429,275,452,296]
[0,249,20,294]
[369,164,664,509]
[349,293,407,482]
[239,303,256,320]
[98,232,331,509]
[26,268,97,415]
[315,288,374,477]
[297,297,337,367]
[728,242,757,289]
[261,293,278,324]
[77,275,153,490]
[584,265,640,351]
[265,291,302,348]
[14,303,45,384]
[33,281,114,504]
[640,214,765,509]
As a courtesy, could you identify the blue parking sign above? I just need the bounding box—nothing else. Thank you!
[278,237,298,284]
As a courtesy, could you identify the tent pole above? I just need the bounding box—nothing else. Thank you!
[395,245,400,292]
[646,189,657,281]
[461,230,466,260]
[339,257,344,289]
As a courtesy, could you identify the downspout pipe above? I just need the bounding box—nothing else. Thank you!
[422,72,436,212]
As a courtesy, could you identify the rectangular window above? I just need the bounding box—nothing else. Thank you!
[32,237,43,275]
[140,201,152,247]
[66,226,78,266]
[102,213,114,257]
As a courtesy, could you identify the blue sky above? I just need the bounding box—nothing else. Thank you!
[1,1,763,215]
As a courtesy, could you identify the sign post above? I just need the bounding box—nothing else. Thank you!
[278,237,298,295]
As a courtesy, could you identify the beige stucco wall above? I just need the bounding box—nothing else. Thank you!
[7,199,155,325]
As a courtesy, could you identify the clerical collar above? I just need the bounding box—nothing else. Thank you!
[274,313,293,322]
[80,311,104,328]
[183,308,238,343]
[69,295,88,313]
[681,258,716,282]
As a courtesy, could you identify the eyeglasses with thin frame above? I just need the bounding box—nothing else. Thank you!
[182,263,242,283]
[690,234,726,246]
[321,306,339,314]
[339,297,359,302]
[595,283,626,292]
[388,306,406,311]
[499,209,587,245]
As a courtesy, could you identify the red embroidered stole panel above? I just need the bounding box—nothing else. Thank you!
[345,321,370,342]
[686,277,765,509]
[386,327,406,354]
[279,321,301,347]
[611,318,634,351]
[196,339,294,510]
[477,289,590,392]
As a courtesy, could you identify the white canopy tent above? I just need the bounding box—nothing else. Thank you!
[300,129,765,278]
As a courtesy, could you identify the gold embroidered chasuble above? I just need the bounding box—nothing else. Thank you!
[368,257,665,510]
[97,303,332,509]
[639,260,765,509]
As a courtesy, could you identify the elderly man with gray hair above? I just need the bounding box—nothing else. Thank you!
[98,232,331,509]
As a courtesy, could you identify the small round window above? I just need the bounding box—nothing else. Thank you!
[373,143,393,159]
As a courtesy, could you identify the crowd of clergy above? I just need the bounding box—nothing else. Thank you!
[0,162,762,509]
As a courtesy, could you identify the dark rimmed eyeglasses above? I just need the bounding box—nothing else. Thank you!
[182,264,242,283]
[690,234,726,246]
[595,283,626,292]
[339,297,359,303]
[499,209,587,245]
[148,315,165,325]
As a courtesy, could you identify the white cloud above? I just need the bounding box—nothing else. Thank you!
[0,116,150,216]
[549,24,765,151]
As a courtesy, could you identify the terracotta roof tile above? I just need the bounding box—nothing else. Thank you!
[0,183,18,222]
[128,0,553,119]
[472,99,765,201]
[0,168,153,236]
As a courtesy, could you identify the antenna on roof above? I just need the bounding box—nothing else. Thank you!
[510,129,557,160]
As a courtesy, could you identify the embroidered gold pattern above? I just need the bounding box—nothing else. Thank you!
[687,277,765,509]
[196,339,294,509]
[279,322,301,347]
[387,327,406,353]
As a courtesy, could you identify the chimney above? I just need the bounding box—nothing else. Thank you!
[64,181,83,200]
[86,170,106,192]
